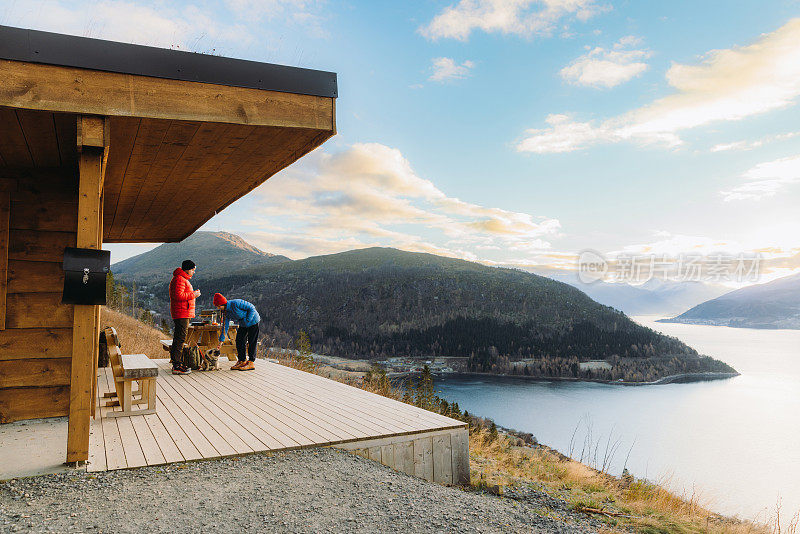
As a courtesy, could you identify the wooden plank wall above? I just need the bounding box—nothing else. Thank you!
[0,169,77,423]
[336,427,470,486]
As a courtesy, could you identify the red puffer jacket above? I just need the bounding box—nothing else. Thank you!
[169,268,197,319]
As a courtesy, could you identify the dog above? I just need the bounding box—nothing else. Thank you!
[200,348,220,371]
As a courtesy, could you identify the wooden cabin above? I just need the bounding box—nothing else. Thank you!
[0,25,337,463]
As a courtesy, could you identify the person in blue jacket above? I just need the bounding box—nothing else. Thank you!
[213,293,261,371]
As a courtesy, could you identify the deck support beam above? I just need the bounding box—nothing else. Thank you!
[66,115,106,463]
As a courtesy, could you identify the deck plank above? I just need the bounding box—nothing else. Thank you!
[143,413,185,464]
[96,367,127,471]
[263,365,427,434]
[206,364,360,444]
[116,417,147,468]
[266,362,459,430]
[129,414,166,466]
[156,377,235,457]
[159,372,254,454]
[154,372,219,458]
[179,370,285,450]
[235,364,402,435]
[148,394,204,461]
[199,369,327,446]
[220,367,367,441]
[87,414,106,472]
[172,370,267,452]
[100,417,127,470]
[266,361,459,426]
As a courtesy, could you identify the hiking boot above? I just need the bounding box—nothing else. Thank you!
[231,361,246,370]
[238,361,255,371]
[172,365,191,375]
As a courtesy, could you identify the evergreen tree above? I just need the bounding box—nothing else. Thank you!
[414,365,435,410]
[489,421,498,442]
[401,378,413,404]
[297,330,314,364]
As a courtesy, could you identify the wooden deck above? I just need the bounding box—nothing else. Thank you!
[88,359,467,475]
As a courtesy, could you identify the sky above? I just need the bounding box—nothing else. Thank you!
[4,0,800,285]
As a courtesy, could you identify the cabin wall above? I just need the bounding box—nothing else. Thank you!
[0,169,78,423]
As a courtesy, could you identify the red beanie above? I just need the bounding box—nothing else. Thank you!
[213,293,227,307]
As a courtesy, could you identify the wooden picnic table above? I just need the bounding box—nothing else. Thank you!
[189,323,239,361]
[161,323,239,361]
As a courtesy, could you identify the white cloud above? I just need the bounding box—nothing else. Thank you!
[429,57,475,82]
[225,0,319,18]
[517,114,615,153]
[224,0,327,37]
[722,155,800,201]
[560,36,650,88]
[615,232,742,256]
[245,143,560,259]
[709,131,800,152]
[3,0,323,51]
[519,18,800,153]
[420,0,608,41]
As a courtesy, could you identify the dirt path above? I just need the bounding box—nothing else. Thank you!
[0,448,600,533]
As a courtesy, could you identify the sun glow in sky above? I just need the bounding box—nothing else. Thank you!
[6,0,800,280]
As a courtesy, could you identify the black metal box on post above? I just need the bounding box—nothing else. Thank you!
[62,247,111,305]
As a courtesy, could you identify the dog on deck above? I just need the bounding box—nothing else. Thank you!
[200,348,220,371]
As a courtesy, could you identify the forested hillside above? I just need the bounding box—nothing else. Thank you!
[127,246,732,381]
[119,237,735,381]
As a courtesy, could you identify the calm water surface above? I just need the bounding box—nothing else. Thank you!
[435,317,800,519]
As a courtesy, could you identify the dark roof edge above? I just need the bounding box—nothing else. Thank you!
[0,25,337,98]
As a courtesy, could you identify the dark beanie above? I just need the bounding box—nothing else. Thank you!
[181,260,196,271]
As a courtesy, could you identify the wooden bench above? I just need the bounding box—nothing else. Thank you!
[103,327,158,418]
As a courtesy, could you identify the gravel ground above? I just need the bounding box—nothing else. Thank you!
[0,448,602,534]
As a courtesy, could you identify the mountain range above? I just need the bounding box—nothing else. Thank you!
[112,231,736,382]
[661,272,800,329]
[113,231,290,282]
[544,273,730,317]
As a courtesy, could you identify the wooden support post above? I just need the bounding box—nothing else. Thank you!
[66,115,106,463]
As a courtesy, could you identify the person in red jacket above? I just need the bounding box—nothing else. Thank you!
[169,260,200,375]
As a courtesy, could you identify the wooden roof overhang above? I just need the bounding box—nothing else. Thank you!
[0,25,337,242]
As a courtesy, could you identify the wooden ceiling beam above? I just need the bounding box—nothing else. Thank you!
[0,59,335,131]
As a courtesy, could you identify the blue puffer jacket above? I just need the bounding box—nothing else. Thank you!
[219,299,261,342]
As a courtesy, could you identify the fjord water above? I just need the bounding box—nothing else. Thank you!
[435,317,800,519]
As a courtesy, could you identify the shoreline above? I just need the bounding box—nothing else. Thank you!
[389,370,740,386]
[658,317,800,330]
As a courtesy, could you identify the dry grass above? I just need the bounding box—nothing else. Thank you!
[101,307,167,358]
[469,429,772,534]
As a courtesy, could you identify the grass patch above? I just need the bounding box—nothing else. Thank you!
[101,306,166,358]
[468,428,772,534]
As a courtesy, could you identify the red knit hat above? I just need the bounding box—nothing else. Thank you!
[213,293,227,307]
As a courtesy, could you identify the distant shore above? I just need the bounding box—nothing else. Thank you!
[391,370,740,386]
[658,317,800,330]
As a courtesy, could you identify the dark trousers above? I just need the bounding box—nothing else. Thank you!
[170,318,189,367]
[236,324,259,362]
